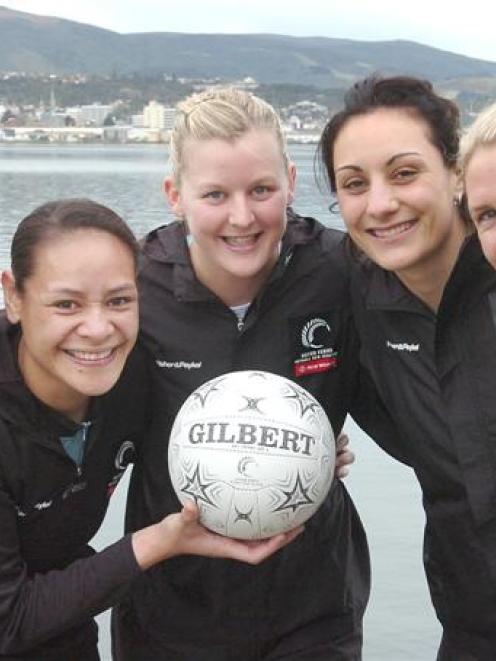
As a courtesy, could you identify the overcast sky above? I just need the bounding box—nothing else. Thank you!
[3,1,496,63]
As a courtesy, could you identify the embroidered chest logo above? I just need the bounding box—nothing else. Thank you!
[386,340,420,353]
[107,439,136,496]
[155,359,202,370]
[301,318,330,349]
[291,313,339,377]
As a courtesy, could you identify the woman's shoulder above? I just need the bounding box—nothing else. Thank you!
[286,209,346,254]
[0,315,28,422]
[100,342,151,436]
[0,312,18,378]
[140,221,187,264]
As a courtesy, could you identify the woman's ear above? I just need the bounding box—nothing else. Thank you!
[453,164,464,204]
[1,270,22,323]
[287,162,297,206]
[164,177,184,218]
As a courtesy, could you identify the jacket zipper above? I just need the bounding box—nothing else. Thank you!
[76,421,92,477]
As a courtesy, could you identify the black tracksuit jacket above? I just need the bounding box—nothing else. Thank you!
[0,314,148,660]
[115,214,400,656]
[351,233,496,639]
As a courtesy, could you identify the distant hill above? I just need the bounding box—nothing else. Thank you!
[1,5,496,88]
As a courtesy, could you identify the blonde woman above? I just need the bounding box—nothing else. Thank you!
[460,101,496,268]
[113,87,399,660]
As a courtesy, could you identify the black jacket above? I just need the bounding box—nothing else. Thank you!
[0,313,148,660]
[351,233,496,635]
[116,215,398,653]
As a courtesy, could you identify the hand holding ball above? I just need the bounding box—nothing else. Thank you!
[168,371,335,539]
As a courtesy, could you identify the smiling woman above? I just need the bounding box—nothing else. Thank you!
[460,101,496,268]
[0,198,299,661]
[164,128,295,306]
[3,227,139,420]
[332,109,463,305]
[112,85,405,661]
[319,74,496,660]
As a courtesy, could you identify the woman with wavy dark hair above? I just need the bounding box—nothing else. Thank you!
[319,75,496,660]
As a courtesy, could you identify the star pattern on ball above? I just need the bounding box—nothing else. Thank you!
[234,506,254,525]
[248,371,269,380]
[240,396,265,413]
[284,383,320,418]
[192,377,225,407]
[180,464,218,508]
[274,472,315,513]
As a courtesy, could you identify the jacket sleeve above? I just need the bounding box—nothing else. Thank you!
[349,362,412,466]
[337,240,412,466]
[339,303,410,465]
[0,479,141,654]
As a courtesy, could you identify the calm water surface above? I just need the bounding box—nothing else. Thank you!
[0,143,441,660]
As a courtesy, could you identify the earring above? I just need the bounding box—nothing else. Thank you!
[453,196,461,208]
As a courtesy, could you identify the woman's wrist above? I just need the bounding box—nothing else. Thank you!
[131,522,174,570]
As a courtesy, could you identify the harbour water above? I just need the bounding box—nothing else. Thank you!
[0,143,441,660]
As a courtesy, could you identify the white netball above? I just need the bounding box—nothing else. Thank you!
[168,370,336,540]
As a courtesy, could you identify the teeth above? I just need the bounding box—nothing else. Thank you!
[371,221,414,238]
[66,349,113,362]
[224,235,256,246]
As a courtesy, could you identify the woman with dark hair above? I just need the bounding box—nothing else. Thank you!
[319,75,496,659]
[0,198,299,661]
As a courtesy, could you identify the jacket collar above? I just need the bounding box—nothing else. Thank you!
[0,312,99,435]
[141,210,326,303]
[440,233,496,318]
[355,233,496,316]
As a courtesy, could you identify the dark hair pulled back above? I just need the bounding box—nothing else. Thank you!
[11,198,139,292]
[318,75,461,193]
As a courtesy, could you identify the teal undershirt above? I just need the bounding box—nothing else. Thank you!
[60,422,91,467]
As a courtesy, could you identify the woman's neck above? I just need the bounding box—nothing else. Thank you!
[395,219,471,313]
[189,246,277,307]
[18,339,89,422]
